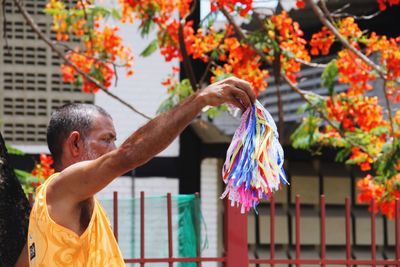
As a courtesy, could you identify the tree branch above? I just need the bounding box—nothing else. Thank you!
[318,0,335,25]
[330,3,382,19]
[331,10,382,20]
[178,21,198,91]
[306,0,386,78]
[13,0,152,120]
[198,31,227,88]
[182,0,197,22]
[382,80,395,137]
[55,42,128,67]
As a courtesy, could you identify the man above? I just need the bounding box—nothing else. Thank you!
[25,77,255,266]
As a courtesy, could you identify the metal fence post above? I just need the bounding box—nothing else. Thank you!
[225,199,248,267]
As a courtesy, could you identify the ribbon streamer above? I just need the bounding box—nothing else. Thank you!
[221,100,288,213]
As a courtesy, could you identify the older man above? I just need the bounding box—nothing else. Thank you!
[25,77,255,266]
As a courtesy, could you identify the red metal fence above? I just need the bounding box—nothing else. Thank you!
[114,192,400,266]
[29,192,400,266]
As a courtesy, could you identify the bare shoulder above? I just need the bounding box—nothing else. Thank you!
[45,163,90,232]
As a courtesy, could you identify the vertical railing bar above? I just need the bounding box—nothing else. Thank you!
[113,191,118,242]
[140,191,145,267]
[371,198,376,267]
[320,195,326,267]
[167,193,173,267]
[195,192,202,267]
[295,194,301,267]
[395,199,400,267]
[345,197,352,267]
[270,196,275,267]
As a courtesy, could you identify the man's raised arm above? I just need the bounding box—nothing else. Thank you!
[53,77,256,203]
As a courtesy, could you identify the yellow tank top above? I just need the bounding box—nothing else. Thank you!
[27,173,125,266]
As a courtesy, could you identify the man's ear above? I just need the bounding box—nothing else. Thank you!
[67,131,83,157]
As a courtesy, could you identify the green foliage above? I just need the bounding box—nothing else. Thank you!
[335,146,352,162]
[14,169,38,195]
[44,5,113,19]
[204,105,228,119]
[374,140,400,180]
[139,9,156,37]
[303,91,327,111]
[291,115,321,150]
[247,30,274,52]
[5,144,25,155]
[212,72,234,82]
[140,39,159,57]
[321,59,338,97]
[157,79,194,114]
[111,8,122,20]
[199,11,218,28]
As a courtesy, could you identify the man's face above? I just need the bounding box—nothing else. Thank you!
[80,113,117,161]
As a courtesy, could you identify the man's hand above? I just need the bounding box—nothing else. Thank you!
[199,77,256,111]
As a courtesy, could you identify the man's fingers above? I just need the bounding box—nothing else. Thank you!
[232,87,251,110]
[226,77,256,104]
[228,94,246,112]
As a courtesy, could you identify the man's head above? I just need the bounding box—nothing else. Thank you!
[47,103,117,171]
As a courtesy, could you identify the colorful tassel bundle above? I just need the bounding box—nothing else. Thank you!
[221,100,288,213]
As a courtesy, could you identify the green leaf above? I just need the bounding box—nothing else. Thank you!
[321,59,338,97]
[14,169,33,181]
[140,39,158,57]
[157,96,175,114]
[140,17,155,37]
[291,115,321,150]
[111,8,121,20]
[89,6,111,17]
[6,144,25,155]
[74,75,83,87]
[370,126,389,136]
[204,104,228,119]
[14,169,38,195]
[335,147,351,162]
[43,8,62,15]
[210,50,219,60]
[206,107,219,119]
[213,73,234,82]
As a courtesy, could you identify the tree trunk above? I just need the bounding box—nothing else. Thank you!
[0,132,30,267]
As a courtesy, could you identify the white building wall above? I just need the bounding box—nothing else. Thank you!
[94,2,179,157]
[200,158,221,266]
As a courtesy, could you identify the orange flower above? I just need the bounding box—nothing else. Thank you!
[271,12,310,83]
[210,0,253,16]
[338,17,363,41]
[310,27,335,56]
[337,49,375,95]
[296,0,305,8]
[376,0,400,10]
[31,154,55,188]
[357,174,400,219]
[211,37,269,95]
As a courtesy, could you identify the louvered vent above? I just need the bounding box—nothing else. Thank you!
[0,0,94,146]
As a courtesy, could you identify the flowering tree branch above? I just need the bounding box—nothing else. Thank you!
[306,0,385,77]
[13,0,152,120]
[307,0,396,140]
